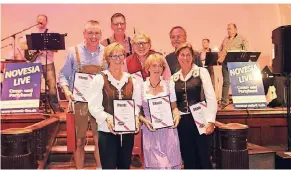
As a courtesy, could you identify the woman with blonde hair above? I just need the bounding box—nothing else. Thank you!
[139,53,182,169]
[124,32,169,167]
[88,42,141,169]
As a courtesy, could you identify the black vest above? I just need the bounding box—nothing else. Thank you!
[175,75,204,113]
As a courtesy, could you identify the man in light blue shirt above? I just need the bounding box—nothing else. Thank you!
[58,20,104,169]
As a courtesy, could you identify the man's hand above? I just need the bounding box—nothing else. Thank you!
[217,50,227,64]
[64,90,74,101]
[62,85,74,101]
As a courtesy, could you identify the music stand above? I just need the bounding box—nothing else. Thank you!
[27,33,66,114]
[205,52,218,66]
[224,51,261,63]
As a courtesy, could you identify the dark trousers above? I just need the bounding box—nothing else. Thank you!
[177,114,213,169]
[221,63,230,104]
[98,131,134,169]
[42,63,60,108]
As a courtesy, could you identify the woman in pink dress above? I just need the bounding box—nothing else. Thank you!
[139,53,182,169]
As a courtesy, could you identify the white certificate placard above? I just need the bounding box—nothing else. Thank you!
[189,101,207,135]
[148,95,174,129]
[72,72,95,102]
[131,71,144,85]
[113,100,136,132]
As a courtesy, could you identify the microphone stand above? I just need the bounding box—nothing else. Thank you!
[1,43,12,49]
[1,23,40,58]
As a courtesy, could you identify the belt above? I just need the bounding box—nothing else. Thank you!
[180,111,191,116]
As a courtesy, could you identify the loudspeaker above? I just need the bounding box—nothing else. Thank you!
[272,25,291,74]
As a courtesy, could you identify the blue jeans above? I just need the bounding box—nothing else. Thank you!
[221,63,230,104]
[42,63,60,108]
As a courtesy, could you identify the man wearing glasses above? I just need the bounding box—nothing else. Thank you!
[58,20,104,169]
[101,13,133,57]
[166,26,202,75]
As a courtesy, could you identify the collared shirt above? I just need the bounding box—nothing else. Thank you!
[20,27,55,65]
[199,48,212,67]
[172,64,217,123]
[88,70,141,133]
[166,50,202,75]
[58,41,104,92]
[101,35,132,55]
[220,34,249,51]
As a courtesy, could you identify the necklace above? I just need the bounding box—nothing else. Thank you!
[136,55,145,68]
[150,80,161,90]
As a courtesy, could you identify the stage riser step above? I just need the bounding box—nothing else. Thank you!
[55,138,94,146]
[48,153,95,163]
[57,130,93,138]
[46,160,96,169]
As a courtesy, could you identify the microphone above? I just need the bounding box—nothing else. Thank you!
[38,22,43,25]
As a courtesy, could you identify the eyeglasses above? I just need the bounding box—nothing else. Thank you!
[112,22,125,26]
[134,42,149,47]
[110,54,125,60]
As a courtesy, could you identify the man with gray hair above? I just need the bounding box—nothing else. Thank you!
[166,26,202,75]
[59,20,104,169]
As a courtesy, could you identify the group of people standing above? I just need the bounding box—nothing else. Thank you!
[58,12,218,169]
[17,12,249,169]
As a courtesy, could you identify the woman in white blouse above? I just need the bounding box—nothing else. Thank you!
[172,43,217,169]
[88,42,141,169]
[139,53,182,169]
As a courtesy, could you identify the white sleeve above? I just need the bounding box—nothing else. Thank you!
[132,78,141,116]
[88,74,109,125]
[169,80,177,102]
[200,67,217,123]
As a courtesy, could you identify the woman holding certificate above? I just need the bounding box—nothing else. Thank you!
[88,42,141,169]
[139,53,182,169]
[173,43,217,169]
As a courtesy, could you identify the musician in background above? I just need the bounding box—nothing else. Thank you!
[101,13,133,57]
[20,14,63,112]
[217,23,249,109]
[199,38,212,67]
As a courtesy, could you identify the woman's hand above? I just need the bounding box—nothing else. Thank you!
[135,116,140,134]
[205,122,215,135]
[171,112,180,129]
[106,116,117,135]
[170,107,180,129]
[140,116,156,132]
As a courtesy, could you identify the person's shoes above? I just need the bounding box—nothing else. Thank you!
[131,154,142,168]
[51,104,65,113]
[219,101,229,110]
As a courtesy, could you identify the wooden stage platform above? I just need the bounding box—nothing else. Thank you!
[54,101,289,148]
[1,101,289,169]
